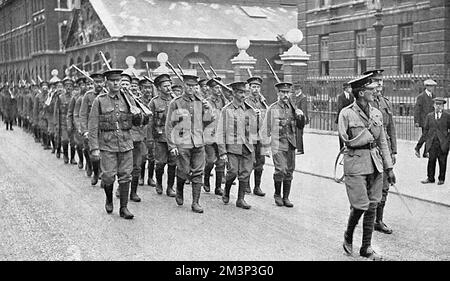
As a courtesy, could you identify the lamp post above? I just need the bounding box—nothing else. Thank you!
[372,0,384,69]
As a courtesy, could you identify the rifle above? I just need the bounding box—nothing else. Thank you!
[264,58,298,112]
[198,63,211,79]
[167,61,205,102]
[70,65,94,82]
[246,67,268,108]
[99,51,111,70]
[177,64,185,76]
[209,66,219,77]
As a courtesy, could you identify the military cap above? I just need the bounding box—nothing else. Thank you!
[120,72,132,82]
[75,77,87,84]
[275,82,293,91]
[433,97,446,104]
[206,77,222,88]
[62,77,74,85]
[343,82,350,88]
[131,76,140,85]
[102,69,123,80]
[424,79,437,86]
[139,78,153,86]
[182,74,199,85]
[363,69,384,80]
[172,84,183,90]
[247,76,263,85]
[154,74,171,86]
[229,81,248,91]
[348,74,373,90]
[90,72,104,80]
[199,78,208,86]
[40,81,49,87]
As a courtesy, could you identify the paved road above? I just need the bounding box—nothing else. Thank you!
[0,128,449,261]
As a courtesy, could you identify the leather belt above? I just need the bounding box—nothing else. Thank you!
[348,142,377,150]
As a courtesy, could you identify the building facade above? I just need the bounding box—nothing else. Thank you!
[301,0,450,76]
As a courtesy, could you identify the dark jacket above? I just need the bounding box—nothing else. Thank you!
[414,91,435,128]
[416,111,450,154]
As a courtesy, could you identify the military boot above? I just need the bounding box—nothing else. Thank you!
[70,146,77,165]
[84,150,92,177]
[214,171,224,196]
[43,134,51,150]
[130,176,141,202]
[222,177,234,204]
[119,182,134,219]
[274,181,283,207]
[236,182,251,209]
[191,183,204,213]
[374,202,393,234]
[51,136,56,154]
[253,170,265,196]
[62,142,69,163]
[360,204,382,260]
[103,183,114,214]
[155,166,164,195]
[91,160,100,186]
[147,161,156,187]
[139,161,145,186]
[166,165,176,197]
[175,177,185,206]
[343,208,364,255]
[77,147,84,169]
[245,182,251,194]
[282,180,294,208]
[203,163,213,192]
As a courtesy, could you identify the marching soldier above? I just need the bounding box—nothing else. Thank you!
[30,81,41,142]
[245,76,267,196]
[4,83,17,131]
[139,78,157,187]
[80,72,105,184]
[54,77,74,164]
[261,82,305,208]
[166,74,215,213]
[202,78,228,195]
[149,74,177,197]
[365,69,397,235]
[338,74,396,260]
[217,81,257,210]
[88,69,143,219]
[45,79,62,156]
[35,80,51,149]
[172,84,183,97]
[198,78,209,99]
[70,77,87,169]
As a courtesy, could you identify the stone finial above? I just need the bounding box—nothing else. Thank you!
[231,37,256,65]
[124,56,139,76]
[154,52,170,75]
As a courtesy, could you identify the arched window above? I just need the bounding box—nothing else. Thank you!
[93,54,101,72]
[181,52,212,75]
[77,56,83,70]
[137,51,158,70]
[84,55,91,72]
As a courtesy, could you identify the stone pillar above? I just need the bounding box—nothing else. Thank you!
[123,56,139,77]
[153,52,170,76]
[280,29,310,83]
[230,37,256,82]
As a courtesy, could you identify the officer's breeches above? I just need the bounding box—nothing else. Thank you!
[344,172,382,211]
[145,141,155,163]
[100,150,133,186]
[155,141,176,169]
[226,147,253,183]
[176,146,205,184]
[272,145,296,182]
[132,141,143,178]
[205,143,225,173]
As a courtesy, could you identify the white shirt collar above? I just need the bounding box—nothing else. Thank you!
[425,89,432,97]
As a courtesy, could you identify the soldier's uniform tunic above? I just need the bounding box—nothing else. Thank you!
[54,90,73,163]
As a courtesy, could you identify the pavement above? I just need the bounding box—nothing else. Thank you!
[294,128,450,207]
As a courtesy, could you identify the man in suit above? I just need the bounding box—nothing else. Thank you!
[414,79,438,157]
[338,73,396,260]
[415,98,450,185]
[336,82,354,149]
[292,82,309,155]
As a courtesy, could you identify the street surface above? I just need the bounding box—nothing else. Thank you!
[0,128,449,261]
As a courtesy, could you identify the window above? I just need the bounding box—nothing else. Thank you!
[58,0,69,9]
[400,24,413,73]
[319,35,330,76]
[84,56,91,72]
[318,0,329,8]
[355,30,367,74]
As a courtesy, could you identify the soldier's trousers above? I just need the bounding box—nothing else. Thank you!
[155,141,176,170]
[176,146,205,184]
[132,141,144,178]
[253,141,265,173]
[345,171,382,211]
[100,150,133,186]
[272,144,296,182]
[226,146,253,183]
[205,143,225,173]
[145,140,155,163]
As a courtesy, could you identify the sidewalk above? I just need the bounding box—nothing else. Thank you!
[286,129,450,207]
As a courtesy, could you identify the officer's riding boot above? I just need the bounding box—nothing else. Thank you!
[236,182,251,209]
[166,165,176,197]
[77,147,84,169]
[191,183,204,213]
[214,171,224,196]
[343,208,364,255]
[103,183,114,214]
[282,180,294,208]
[91,160,100,185]
[203,163,213,192]
[274,181,283,207]
[360,204,382,260]
[84,150,92,177]
[244,180,252,194]
[175,176,185,206]
[222,177,234,204]
[70,146,77,165]
[147,161,156,187]
[119,182,134,219]
[155,165,164,195]
[62,142,69,164]
[139,161,145,186]
[130,176,141,202]
[253,170,265,197]
[221,171,226,184]
[374,202,393,234]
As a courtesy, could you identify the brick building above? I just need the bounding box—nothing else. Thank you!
[0,0,298,96]
[301,0,450,76]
